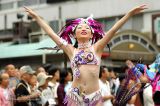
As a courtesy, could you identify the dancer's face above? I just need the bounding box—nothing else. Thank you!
[74,23,92,41]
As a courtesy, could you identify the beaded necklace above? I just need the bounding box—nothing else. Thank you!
[77,42,91,49]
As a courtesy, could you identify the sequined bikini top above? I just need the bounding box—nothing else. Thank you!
[71,46,101,69]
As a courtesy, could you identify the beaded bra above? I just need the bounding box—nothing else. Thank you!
[71,46,100,78]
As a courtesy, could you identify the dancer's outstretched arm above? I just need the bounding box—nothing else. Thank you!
[24,7,74,58]
[95,5,147,54]
[126,60,149,83]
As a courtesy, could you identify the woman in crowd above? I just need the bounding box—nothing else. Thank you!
[57,69,72,106]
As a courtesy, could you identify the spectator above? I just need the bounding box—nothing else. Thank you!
[99,66,114,106]
[29,75,40,106]
[116,73,126,97]
[48,65,60,105]
[29,75,38,92]
[64,68,73,93]
[43,63,51,73]
[0,73,15,106]
[109,68,120,96]
[36,66,46,75]
[37,72,55,106]
[57,69,72,106]
[5,64,19,89]
[14,68,21,80]
[15,65,40,106]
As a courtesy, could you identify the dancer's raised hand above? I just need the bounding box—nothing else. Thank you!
[128,5,148,16]
[24,6,39,19]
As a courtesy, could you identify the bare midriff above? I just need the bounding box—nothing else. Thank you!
[71,64,100,95]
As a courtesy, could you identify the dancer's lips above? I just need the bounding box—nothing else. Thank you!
[81,32,87,35]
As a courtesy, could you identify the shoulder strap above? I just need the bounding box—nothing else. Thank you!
[16,83,27,89]
[16,82,30,94]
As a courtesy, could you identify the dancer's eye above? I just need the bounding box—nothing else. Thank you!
[77,27,82,29]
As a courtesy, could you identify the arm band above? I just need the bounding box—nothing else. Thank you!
[59,38,68,47]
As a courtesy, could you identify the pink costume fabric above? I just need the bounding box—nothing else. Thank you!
[64,88,102,106]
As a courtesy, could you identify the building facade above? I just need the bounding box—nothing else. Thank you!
[0,0,160,69]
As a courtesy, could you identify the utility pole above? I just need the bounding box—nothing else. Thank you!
[59,5,67,70]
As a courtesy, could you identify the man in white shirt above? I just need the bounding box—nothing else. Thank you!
[99,66,114,106]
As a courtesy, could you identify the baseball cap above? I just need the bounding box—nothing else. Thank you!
[20,65,35,75]
[37,72,52,87]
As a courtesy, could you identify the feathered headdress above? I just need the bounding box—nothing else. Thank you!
[38,15,107,51]
[58,15,105,45]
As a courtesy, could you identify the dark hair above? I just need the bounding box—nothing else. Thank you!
[48,65,60,76]
[42,63,52,72]
[107,67,113,72]
[67,68,73,75]
[73,25,78,48]
[67,68,73,81]
[74,40,78,48]
[99,65,107,78]
[118,73,126,83]
[0,74,2,84]
[73,23,93,36]
[59,68,69,84]
[153,91,160,105]
[122,65,129,72]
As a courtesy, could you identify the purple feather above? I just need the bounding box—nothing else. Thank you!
[58,16,105,45]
